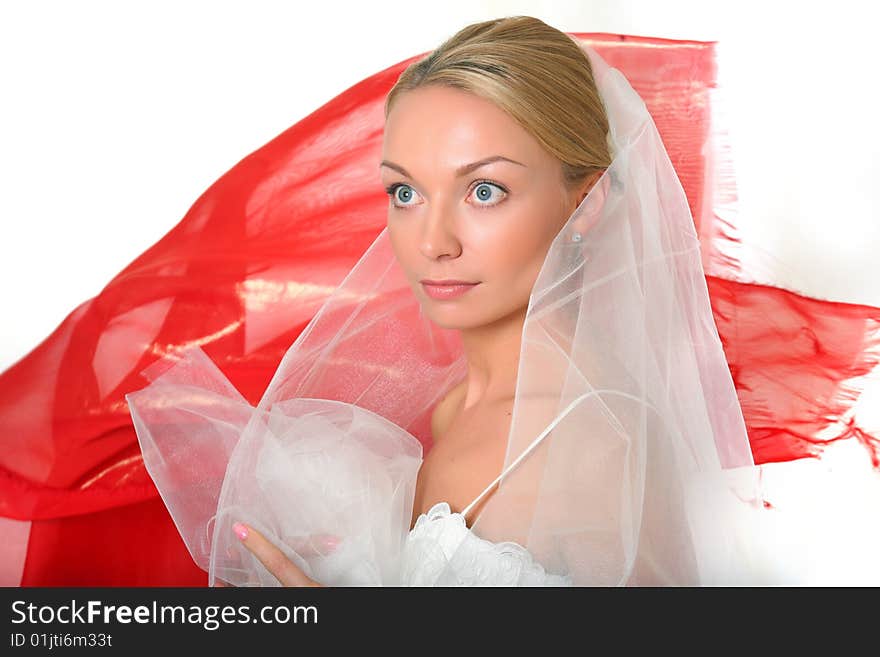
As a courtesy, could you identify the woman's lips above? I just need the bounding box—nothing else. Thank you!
[421,281,480,300]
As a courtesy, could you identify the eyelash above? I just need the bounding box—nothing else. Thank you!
[383,179,508,210]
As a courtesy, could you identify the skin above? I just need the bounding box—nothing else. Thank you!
[227,83,603,587]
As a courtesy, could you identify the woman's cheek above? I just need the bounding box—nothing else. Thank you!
[387,222,416,268]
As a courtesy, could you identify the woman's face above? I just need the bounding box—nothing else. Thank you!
[381,84,582,330]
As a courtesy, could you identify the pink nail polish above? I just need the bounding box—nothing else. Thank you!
[232,522,248,541]
[323,535,340,550]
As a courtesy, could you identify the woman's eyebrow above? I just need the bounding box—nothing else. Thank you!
[379,155,526,179]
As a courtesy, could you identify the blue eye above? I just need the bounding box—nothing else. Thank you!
[385,183,420,208]
[471,181,506,206]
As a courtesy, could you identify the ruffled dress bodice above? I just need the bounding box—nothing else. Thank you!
[400,501,573,586]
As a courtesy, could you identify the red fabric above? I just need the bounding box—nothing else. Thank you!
[20,498,205,586]
[708,276,880,467]
[1,33,877,585]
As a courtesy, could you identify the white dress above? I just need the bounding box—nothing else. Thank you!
[401,488,573,586]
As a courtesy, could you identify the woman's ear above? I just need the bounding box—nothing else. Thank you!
[570,169,610,235]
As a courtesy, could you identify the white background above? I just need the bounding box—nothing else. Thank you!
[1,0,878,374]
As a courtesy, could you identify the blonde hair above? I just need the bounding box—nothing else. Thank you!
[384,16,612,191]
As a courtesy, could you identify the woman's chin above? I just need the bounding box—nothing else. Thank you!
[421,305,481,331]
[422,311,467,331]
[423,304,520,332]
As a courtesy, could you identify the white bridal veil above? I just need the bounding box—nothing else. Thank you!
[126,41,768,586]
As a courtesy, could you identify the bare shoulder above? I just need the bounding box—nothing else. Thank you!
[430,379,467,441]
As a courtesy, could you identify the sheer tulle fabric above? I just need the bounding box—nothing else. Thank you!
[127,44,770,586]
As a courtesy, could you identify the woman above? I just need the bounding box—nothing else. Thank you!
[129,16,759,586]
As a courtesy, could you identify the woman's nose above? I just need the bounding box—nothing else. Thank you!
[419,207,462,260]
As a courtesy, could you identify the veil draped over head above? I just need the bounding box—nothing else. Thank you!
[126,41,766,586]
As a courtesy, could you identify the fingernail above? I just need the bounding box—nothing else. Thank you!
[232,522,249,541]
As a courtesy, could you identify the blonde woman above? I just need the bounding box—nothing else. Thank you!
[132,15,759,586]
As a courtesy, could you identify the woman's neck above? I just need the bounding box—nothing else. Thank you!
[458,304,527,409]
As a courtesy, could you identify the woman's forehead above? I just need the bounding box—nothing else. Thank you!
[382,87,548,172]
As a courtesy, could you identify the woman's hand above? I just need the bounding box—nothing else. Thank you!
[214,523,336,587]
